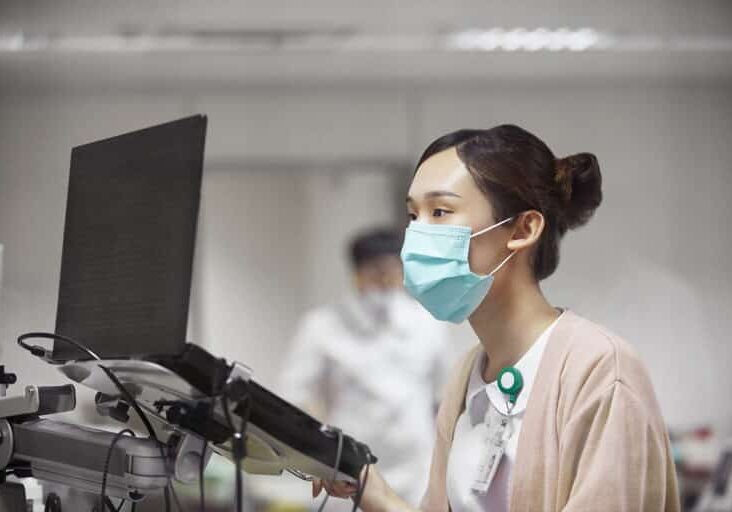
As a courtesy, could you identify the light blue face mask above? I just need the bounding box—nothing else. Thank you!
[400,217,515,323]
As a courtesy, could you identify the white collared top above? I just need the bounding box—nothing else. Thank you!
[446,313,563,512]
[279,291,450,506]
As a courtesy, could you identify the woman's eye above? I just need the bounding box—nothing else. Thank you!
[407,212,417,221]
[432,208,452,217]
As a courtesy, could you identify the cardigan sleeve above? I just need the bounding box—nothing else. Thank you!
[556,380,680,512]
[419,419,451,512]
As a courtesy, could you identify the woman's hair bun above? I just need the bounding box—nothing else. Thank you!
[554,152,603,230]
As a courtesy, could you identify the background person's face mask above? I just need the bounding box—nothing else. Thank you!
[400,217,515,323]
[359,288,397,323]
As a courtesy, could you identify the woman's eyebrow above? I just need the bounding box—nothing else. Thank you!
[406,190,462,203]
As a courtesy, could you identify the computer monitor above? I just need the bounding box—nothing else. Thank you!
[53,115,207,361]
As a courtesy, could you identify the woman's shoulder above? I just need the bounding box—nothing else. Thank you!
[560,310,644,375]
[556,310,661,413]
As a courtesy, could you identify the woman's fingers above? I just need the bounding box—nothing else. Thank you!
[312,476,360,500]
[312,479,323,498]
[321,479,358,498]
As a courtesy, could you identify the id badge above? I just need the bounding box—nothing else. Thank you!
[471,406,513,494]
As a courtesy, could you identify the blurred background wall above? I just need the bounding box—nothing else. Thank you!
[2,84,731,432]
[0,1,731,509]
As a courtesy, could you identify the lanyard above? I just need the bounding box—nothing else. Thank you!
[471,366,524,494]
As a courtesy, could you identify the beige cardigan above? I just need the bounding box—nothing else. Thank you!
[420,310,680,512]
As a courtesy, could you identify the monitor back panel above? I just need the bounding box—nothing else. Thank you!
[54,115,207,361]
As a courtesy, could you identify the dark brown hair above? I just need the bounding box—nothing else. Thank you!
[349,227,403,269]
[416,125,602,281]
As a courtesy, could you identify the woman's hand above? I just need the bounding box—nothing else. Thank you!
[312,478,358,499]
[311,465,410,512]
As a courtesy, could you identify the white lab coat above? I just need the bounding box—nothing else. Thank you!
[279,290,450,506]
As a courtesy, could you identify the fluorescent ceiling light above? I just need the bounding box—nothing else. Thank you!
[445,28,605,52]
[0,28,730,54]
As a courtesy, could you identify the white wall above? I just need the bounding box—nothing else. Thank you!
[0,85,730,432]
[192,167,396,389]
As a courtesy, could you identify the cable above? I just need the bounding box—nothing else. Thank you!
[17,331,101,361]
[98,365,171,512]
[221,386,251,512]
[164,486,171,512]
[103,496,125,512]
[13,333,149,512]
[99,365,180,512]
[103,374,181,512]
[187,398,216,512]
[98,365,158,441]
[100,428,135,511]
[17,334,154,442]
[199,434,207,512]
[17,332,178,512]
[234,431,244,512]
[351,461,370,512]
[316,428,344,512]
[286,468,314,482]
[221,393,243,512]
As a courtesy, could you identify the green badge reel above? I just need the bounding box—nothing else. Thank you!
[472,366,525,494]
[497,367,524,413]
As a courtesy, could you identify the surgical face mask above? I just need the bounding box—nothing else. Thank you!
[359,288,398,323]
[400,217,515,323]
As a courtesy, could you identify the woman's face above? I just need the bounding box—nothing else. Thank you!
[406,147,513,276]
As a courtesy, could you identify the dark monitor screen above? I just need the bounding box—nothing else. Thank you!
[53,115,207,361]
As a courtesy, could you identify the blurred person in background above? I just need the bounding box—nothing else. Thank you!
[279,227,450,508]
[314,125,680,512]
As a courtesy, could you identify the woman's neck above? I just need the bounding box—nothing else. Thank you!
[469,276,559,383]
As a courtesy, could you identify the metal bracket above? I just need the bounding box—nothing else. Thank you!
[0,385,75,419]
[227,362,252,385]
[0,419,14,470]
[170,432,212,484]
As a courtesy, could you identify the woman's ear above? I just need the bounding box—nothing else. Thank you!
[506,210,545,252]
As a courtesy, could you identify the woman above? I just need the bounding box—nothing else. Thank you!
[314,125,680,511]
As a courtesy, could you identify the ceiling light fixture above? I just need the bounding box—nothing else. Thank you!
[445,27,605,52]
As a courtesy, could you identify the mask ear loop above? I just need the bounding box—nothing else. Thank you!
[489,251,516,277]
[469,216,515,239]
[468,216,517,277]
